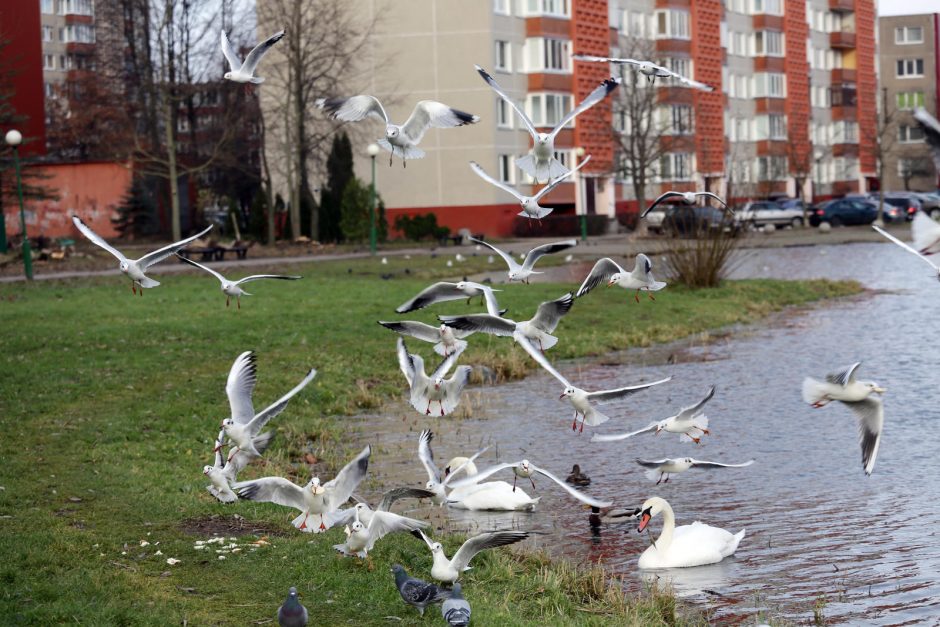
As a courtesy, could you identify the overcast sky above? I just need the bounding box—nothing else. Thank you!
[878,0,938,17]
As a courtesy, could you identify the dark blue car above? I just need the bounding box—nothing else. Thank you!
[809,199,878,227]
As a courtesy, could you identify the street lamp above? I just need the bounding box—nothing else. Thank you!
[367,143,380,255]
[574,146,587,241]
[6,130,32,280]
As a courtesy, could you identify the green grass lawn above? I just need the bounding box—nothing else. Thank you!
[0,255,860,625]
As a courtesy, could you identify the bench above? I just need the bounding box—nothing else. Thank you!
[437,233,486,246]
[178,244,251,262]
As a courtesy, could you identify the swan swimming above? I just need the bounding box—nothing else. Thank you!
[634,497,745,569]
[444,456,540,511]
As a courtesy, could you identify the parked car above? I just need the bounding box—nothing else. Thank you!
[879,193,921,222]
[809,199,878,227]
[736,200,805,228]
[644,205,668,234]
[663,205,740,237]
[913,192,940,218]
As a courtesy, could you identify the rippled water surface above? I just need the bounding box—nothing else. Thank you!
[353,242,940,625]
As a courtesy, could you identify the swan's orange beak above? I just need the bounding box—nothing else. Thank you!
[638,512,651,533]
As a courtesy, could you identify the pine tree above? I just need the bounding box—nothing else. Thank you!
[111,177,157,238]
[319,132,354,242]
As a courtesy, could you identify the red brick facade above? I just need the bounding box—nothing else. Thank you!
[854,0,877,176]
[690,0,726,177]
[784,0,811,179]
[571,0,615,174]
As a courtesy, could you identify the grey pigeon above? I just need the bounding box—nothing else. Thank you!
[277,587,308,627]
[442,583,471,626]
[391,564,448,616]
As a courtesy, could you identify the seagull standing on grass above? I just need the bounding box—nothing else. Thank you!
[476,65,619,182]
[176,255,301,308]
[71,216,211,294]
[220,29,285,84]
[802,362,885,475]
[447,459,612,507]
[396,281,504,316]
[316,96,479,166]
[635,457,755,485]
[412,528,532,584]
[234,446,371,532]
[469,157,592,221]
[471,238,576,283]
[592,386,716,444]
[872,225,940,280]
[439,292,574,353]
[378,321,472,357]
[397,338,471,416]
[518,339,672,432]
[641,191,728,218]
[572,54,714,91]
[220,353,316,462]
[576,255,666,302]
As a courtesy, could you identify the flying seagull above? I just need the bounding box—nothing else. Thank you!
[176,255,301,308]
[447,458,612,508]
[442,583,471,627]
[439,292,574,353]
[349,487,437,525]
[470,238,576,283]
[802,362,885,475]
[316,96,478,166]
[469,156,591,221]
[910,210,940,255]
[641,191,728,218]
[277,586,308,627]
[234,445,371,532]
[914,107,940,173]
[417,430,490,505]
[396,280,504,316]
[518,338,672,432]
[391,564,449,616]
[220,29,285,84]
[71,216,211,294]
[378,321,472,357]
[576,255,666,302]
[872,225,940,280]
[572,54,714,91]
[397,338,471,416]
[476,65,619,182]
[220,353,317,461]
[592,386,716,444]
[204,428,275,503]
[635,457,755,485]
[333,504,428,559]
[412,528,532,584]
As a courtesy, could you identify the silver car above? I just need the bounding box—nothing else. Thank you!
[735,201,805,229]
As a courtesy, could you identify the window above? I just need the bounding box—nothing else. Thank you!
[895,26,924,44]
[623,11,646,37]
[665,58,692,81]
[496,98,513,129]
[43,54,55,70]
[758,156,788,181]
[41,0,54,14]
[896,91,926,110]
[63,24,96,43]
[525,0,569,18]
[44,82,56,98]
[834,120,858,143]
[493,0,511,15]
[756,114,787,140]
[811,85,831,108]
[898,125,926,143]
[498,155,515,184]
[751,0,783,15]
[834,157,858,180]
[523,38,570,72]
[659,153,693,181]
[896,59,924,78]
[495,40,511,72]
[525,93,573,127]
[665,105,694,135]
[656,10,690,40]
[41,25,53,42]
[63,0,94,15]
[897,157,930,178]
[753,73,786,97]
[754,31,784,56]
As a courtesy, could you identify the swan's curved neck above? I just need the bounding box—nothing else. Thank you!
[654,501,675,550]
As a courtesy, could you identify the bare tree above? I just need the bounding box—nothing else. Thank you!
[863,88,902,226]
[898,156,933,191]
[257,0,374,241]
[787,141,814,225]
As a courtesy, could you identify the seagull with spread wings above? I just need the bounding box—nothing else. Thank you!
[518,338,671,432]
[910,210,940,255]
[469,156,591,221]
[476,65,619,182]
[914,107,940,173]
[396,281,504,316]
[204,428,275,503]
[412,528,532,584]
[176,255,301,308]
[220,351,316,461]
[471,238,576,283]
[71,216,211,294]
[447,459,612,508]
[591,386,716,444]
[220,29,284,84]
[234,445,371,532]
[576,255,666,302]
[573,54,714,91]
[635,457,755,485]
[802,362,885,475]
[438,292,574,353]
[397,338,471,416]
[641,191,728,218]
[333,504,428,559]
[316,96,478,166]
[416,430,490,506]
[873,224,940,281]
[378,321,472,357]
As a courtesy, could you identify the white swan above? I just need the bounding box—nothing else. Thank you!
[635,497,744,569]
[444,456,540,512]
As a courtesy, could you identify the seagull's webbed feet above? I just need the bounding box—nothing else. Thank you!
[237,296,241,310]
[425,400,432,416]
[226,296,230,308]
[656,474,663,485]
[529,476,537,490]
[572,412,579,431]
[647,291,656,301]
[298,512,309,530]
[131,282,137,295]
[663,475,670,484]
[579,418,585,434]
[634,290,640,303]
[319,515,327,531]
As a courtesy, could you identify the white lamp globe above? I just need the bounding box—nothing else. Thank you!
[5,129,22,146]
[367,143,380,157]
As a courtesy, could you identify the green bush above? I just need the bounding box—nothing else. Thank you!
[394,213,449,241]
[339,177,387,243]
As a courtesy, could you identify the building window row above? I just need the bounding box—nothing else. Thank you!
[753,72,787,98]
[523,37,570,73]
[494,40,511,72]
[896,91,926,110]
[758,155,788,181]
[895,26,924,45]
[896,58,925,78]
[808,47,844,70]
[898,125,926,143]
[658,152,694,181]
[62,24,96,44]
[726,30,785,57]
[525,93,573,128]
[524,0,569,18]
[809,9,852,34]
[656,10,690,40]
[725,0,783,16]
[812,120,859,145]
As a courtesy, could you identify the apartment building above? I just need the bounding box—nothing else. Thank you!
[39,0,97,105]
[877,13,939,192]
[259,0,878,237]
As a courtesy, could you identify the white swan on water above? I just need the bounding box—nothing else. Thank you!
[635,497,744,569]
[444,456,540,512]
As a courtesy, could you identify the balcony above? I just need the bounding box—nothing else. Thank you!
[829,30,856,49]
[831,68,857,83]
[829,0,855,12]
[830,85,857,107]
[831,105,857,122]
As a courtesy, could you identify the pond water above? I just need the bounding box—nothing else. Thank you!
[352,242,940,625]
